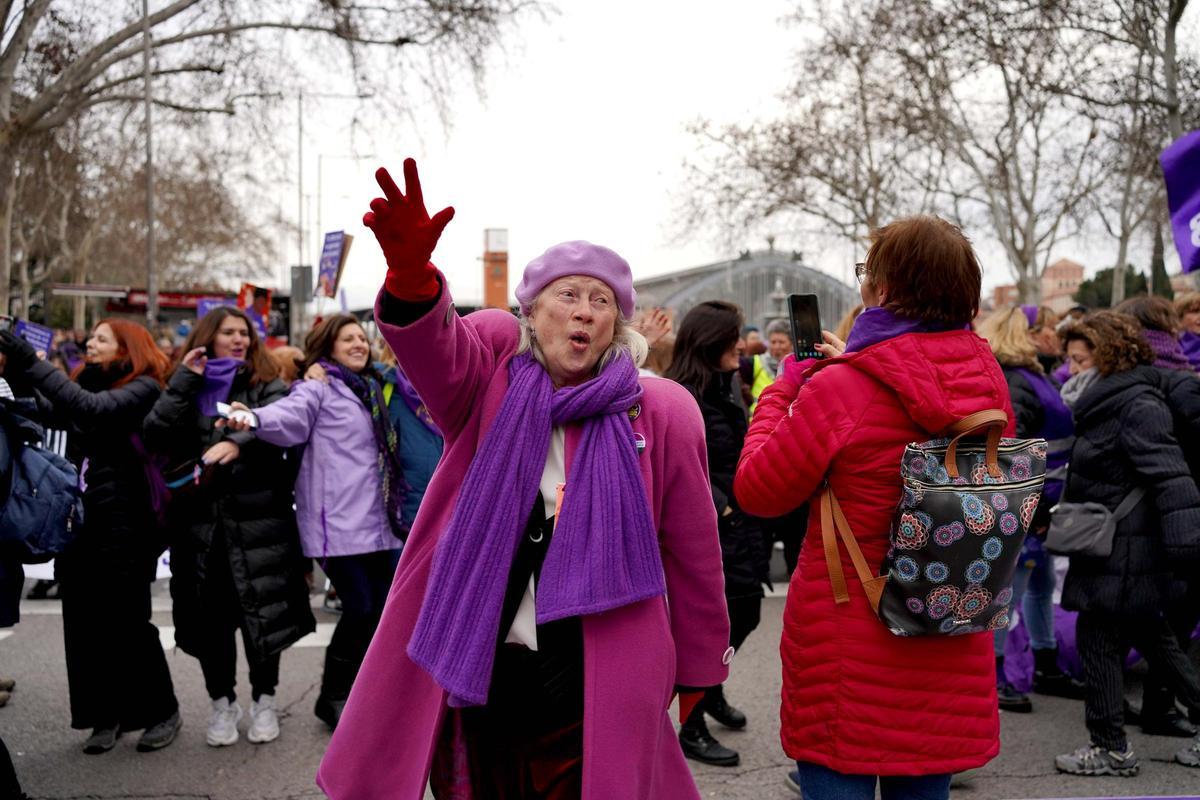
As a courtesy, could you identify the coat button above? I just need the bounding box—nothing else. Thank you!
[722,646,735,665]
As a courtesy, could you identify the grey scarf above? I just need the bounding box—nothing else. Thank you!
[1060,367,1099,410]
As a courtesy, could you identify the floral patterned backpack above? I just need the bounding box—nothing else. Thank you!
[822,410,1047,637]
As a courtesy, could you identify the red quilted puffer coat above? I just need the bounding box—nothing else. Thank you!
[734,330,1014,776]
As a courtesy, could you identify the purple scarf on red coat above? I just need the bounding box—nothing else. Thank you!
[407,351,665,707]
[1143,329,1193,371]
[844,306,964,353]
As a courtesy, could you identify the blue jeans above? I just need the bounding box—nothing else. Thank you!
[993,553,1057,656]
[795,763,951,800]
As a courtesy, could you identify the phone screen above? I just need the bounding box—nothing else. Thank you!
[787,294,823,360]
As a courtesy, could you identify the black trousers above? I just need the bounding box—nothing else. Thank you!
[686,593,762,729]
[319,549,400,699]
[194,536,280,703]
[1076,611,1200,750]
[59,552,177,731]
[1141,580,1200,723]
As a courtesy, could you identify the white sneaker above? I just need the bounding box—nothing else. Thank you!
[247,694,280,744]
[206,697,242,747]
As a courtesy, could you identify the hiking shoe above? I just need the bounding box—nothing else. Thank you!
[1176,735,1200,767]
[1055,743,1139,776]
[206,697,242,747]
[997,682,1033,713]
[136,711,182,752]
[1143,709,1197,738]
[82,725,120,755]
[247,694,280,744]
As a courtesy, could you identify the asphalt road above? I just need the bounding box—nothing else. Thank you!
[2,576,1199,799]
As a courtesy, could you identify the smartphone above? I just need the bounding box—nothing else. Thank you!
[216,402,257,428]
[787,294,824,359]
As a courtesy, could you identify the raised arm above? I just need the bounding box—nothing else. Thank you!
[365,159,514,439]
[142,365,204,451]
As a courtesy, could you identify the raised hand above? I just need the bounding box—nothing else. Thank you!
[181,347,208,376]
[363,158,455,302]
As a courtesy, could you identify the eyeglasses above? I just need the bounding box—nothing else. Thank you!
[854,262,869,284]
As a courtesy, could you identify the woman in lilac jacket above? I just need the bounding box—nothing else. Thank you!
[225,314,407,730]
[315,160,730,799]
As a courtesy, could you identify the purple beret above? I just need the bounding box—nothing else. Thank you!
[515,241,637,319]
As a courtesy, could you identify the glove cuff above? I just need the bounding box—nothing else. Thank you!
[384,262,440,302]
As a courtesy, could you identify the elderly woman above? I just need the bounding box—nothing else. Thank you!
[316,160,730,800]
[735,216,1011,800]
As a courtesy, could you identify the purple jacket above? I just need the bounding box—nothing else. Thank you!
[316,282,730,799]
[253,378,400,558]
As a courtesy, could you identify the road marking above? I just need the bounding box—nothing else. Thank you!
[157,623,335,651]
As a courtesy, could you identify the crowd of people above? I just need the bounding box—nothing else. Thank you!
[0,157,1199,800]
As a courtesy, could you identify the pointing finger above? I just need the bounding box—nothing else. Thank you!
[402,158,424,211]
[375,167,404,205]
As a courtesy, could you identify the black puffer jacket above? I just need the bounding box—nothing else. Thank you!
[142,365,314,661]
[1002,365,1046,438]
[689,371,768,596]
[26,361,163,582]
[1061,365,1200,615]
[1149,367,1200,479]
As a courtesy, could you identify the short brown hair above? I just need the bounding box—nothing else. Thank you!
[180,307,278,385]
[1064,311,1153,376]
[1115,296,1180,335]
[865,215,982,325]
[1174,292,1200,318]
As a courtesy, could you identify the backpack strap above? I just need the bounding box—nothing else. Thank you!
[945,409,1008,480]
[821,488,887,612]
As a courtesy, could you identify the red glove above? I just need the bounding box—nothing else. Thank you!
[363,159,456,302]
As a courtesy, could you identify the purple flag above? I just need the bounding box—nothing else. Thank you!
[1161,129,1200,274]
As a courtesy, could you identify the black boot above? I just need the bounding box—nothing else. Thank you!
[706,684,747,730]
[679,703,739,767]
[314,653,359,730]
[996,656,1032,713]
[1032,648,1086,699]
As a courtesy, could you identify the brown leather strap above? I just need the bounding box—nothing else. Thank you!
[945,409,1008,479]
[822,489,888,612]
[821,491,849,604]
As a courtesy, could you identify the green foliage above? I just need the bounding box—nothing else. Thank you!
[1073,267,1148,309]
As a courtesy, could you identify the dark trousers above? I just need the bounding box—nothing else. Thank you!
[688,593,762,729]
[0,736,25,800]
[323,550,400,664]
[320,549,401,698]
[194,538,279,703]
[1141,580,1200,723]
[1076,611,1200,750]
[59,554,177,731]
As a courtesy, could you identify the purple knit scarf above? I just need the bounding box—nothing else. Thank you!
[1183,331,1200,372]
[1144,329,1193,371]
[195,357,242,416]
[407,351,666,707]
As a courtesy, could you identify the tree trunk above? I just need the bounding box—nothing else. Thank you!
[1110,237,1130,306]
[0,146,13,315]
[1150,219,1168,298]
[72,255,88,330]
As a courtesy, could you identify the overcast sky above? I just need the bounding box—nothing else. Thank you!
[294,1,1189,313]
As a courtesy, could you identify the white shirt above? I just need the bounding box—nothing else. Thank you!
[504,426,566,650]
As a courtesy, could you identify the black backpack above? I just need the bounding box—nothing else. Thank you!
[0,401,84,563]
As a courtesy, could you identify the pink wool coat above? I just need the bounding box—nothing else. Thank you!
[316,282,730,799]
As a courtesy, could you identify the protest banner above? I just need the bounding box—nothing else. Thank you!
[315,231,354,297]
[14,319,54,353]
[237,283,271,338]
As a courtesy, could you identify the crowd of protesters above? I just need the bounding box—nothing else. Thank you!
[0,161,1198,799]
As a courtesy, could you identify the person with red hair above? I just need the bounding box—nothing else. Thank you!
[0,319,181,755]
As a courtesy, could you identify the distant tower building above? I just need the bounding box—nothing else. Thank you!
[483,229,509,310]
[1040,258,1085,314]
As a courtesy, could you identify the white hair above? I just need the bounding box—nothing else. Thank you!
[516,291,648,372]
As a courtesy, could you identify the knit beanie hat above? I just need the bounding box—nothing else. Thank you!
[515,241,637,319]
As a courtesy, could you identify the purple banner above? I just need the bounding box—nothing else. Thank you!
[14,319,53,354]
[1161,129,1200,274]
[197,297,236,319]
